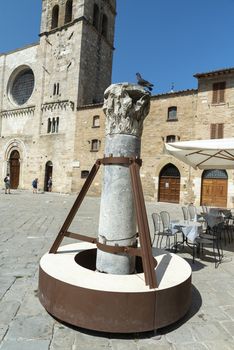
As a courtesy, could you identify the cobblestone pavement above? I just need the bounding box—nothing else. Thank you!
[0,190,234,349]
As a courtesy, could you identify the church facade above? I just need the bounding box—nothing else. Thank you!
[0,0,116,193]
[1,0,234,208]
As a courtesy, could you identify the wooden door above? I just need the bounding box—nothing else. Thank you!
[159,176,180,203]
[10,150,20,189]
[201,178,227,207]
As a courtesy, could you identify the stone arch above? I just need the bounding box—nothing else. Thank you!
[9,150,20,189]
[51,5,59,29]
[153,158,186,202]
[154,157,186,179]
[3,139,26,189]
[65,0,73,24]
[158,163,181,203]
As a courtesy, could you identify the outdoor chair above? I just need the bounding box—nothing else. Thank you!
[159,211,178,252]
[202,205,208,214]
[189,203,207,228]
[226,210,234,242]
[193,222,223,267]
[188,204,197,221]
[151,212,161,247]
[182,206,189,222]
[222,211,232,245]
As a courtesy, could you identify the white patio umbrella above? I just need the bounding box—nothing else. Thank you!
[164,138,234,169]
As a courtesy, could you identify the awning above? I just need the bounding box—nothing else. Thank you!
[164,138,234,169]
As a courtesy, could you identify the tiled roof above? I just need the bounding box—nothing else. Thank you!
[151,88,197,99]
[194,67,234,78]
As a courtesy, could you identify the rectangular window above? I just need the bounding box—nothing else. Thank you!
[92,115,100,128]
[212,82,226,104]
[167,106,177,121]
[91,139,100,151]
[210,123,224,139]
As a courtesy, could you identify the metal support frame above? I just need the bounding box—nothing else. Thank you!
[49,156,157,289]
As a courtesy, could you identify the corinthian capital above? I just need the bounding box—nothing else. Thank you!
[103,83,150,137]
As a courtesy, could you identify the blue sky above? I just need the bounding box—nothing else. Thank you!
[1,0,234,94]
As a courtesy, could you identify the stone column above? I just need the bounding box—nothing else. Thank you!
[96,83,150,274]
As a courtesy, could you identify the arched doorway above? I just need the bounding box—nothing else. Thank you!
[9,150,20,189]
[158,163,180,203]
[44,161,53,191]
[201,169,228,207]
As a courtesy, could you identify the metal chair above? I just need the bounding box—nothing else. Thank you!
[159,211,178,251]
[222,210,232,244]
[202,205,208,214]
[188,204,197,221]
[182,206,189,221]
[193,222,223,267]
[151,212,161,247]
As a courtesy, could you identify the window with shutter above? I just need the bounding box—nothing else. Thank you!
[212,82,226,104]
[217,123,224,138]
[210,123,224,139]
[210,124,216,139]
[219,83,225,103]
[212,85,218,104]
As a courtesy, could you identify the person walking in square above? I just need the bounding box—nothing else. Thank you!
[32,178,39,194]
[4,174,10,194]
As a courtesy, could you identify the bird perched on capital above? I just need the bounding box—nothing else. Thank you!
[136,72,154,92]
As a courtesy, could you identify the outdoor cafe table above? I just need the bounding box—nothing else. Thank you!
[202,212,225,228]
[208,208,231,217]
[171,220,203,243]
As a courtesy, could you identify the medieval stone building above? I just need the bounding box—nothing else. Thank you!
[77,68,234,209]
[1,0,234,208]
[0,0,116,193]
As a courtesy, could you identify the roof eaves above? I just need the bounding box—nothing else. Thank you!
[194,67,234,78]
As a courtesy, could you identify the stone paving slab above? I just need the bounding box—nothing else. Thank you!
[0,340,51,350]
[0,190,234,349]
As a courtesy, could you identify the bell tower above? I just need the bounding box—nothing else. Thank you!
[39,0,116,106]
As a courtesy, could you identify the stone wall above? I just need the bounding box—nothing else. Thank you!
[73,105,105,195]
[73,90,199,201]
[140,90,197,201]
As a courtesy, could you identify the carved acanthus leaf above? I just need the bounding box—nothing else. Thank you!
[103,83,150,137]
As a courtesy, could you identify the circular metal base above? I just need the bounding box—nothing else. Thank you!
[38,243,192,333]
